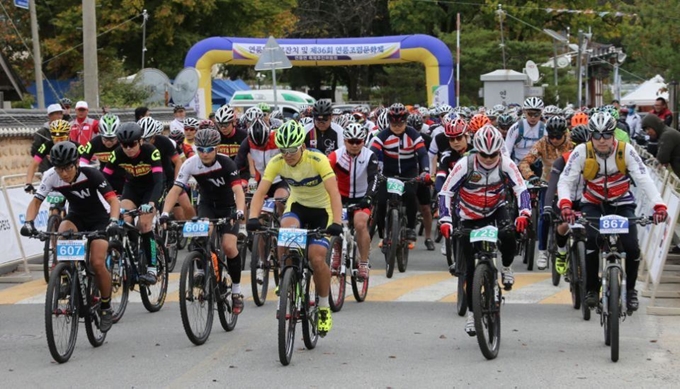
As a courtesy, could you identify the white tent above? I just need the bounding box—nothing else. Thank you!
[621,74,668,106]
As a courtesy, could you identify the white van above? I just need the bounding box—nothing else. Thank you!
[229,89,316,118]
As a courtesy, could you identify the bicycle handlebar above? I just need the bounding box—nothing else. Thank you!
[31,230,103,241]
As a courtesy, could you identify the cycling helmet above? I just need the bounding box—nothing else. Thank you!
[49,119,70,137]
[168,128,185,144]
[452,106,468,119]
[50,141,79,167]
[407,114,423,131]
[606,106,620,120]
[248,119,271,147]
[99,114,120,138]
[352,111,366,124]
[138,116,160,139]
[198,119,215,130]
[418,107,429,117]
[117,122,143,143]
[183,117,200,130]
[335,113,352,129]
[257,102,271,113]
[332,108,342,116]
[523,97,544,111]
[588,112,617,134]
[444,118,468,138]
[468,113,491,133]
[275,120,306,148]
[497,113,516,130]
[546,116,568,134]
[441,112,458,125]
[59,97,73,108]
[154,119,164,134]
[270,117,284,130]
[439,104,453,115]
[473,125,504,155]
[377,111,390,131]
[245,107,264,123]
[543,105,562,117]
[313,100,333,116]
[387,103,408,122]
[492,104,506,113]
[571,111,589,127]
[214,106,235,124]
[299,116,313,127]
[194,128,221,148]
[563,108,575,121]
[270,109,284,120]
[570,125,591,144]
[343,122,368,141]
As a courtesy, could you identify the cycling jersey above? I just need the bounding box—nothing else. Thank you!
[234,132,281,183]
[69,117,99,146]
[78,135,125,194]
[439,155,530,221]
[544,153,584,205]
[169,118,184,133]
[328,146,378,199]
[35,166,116,219]
[217,128,248,158]
[34,139,80,164]
[151,135,180,186]
[181,141,196,159]
[369,126,429,177]
[303,122,344,155]
[262,149,335,210]
[175,154,241,208]
[428,132,453,160]
[518,135,572,181]
[435,145,472,192]
[103,143,164,203]
[505,119,545,162]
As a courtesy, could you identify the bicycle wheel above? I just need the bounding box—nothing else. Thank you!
[302,269,319,350]
[368,206,378,240]
[278,267,298,366]
[608,267,621,362]
[547,222,560,286]
[217,261,237,332]
[526,230,536,272]
[177,236,188,250]
[238,233,248,270]
[385,209,399,278]
[575,241,590,321]
[107,241,129,323]
[351,243,368,302]
[455,241,467,317]
[43,214,60,283]
[569,248,581,310]
[164,230,178,273]
[45,262,79,364]
[140,238,168,312]
[327,236,346,312]
[445,236,454,268]
[397,219,409,273]
[250,234,271,306]
[179,252,214,345]
[472,262,501,360]
[85,279,107,347]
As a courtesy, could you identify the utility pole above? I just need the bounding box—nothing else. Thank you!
[29,0,44,108]
[141,9,148,70]
[82,0,99,108]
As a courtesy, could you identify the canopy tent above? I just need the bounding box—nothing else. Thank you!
[211,79,249,110]
[621,74,668,106]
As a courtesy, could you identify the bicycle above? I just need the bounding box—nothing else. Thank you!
[42,192,68,283]
[518,181,547,271]
[176,216,238,345]
[381,175,420,278]
[107,208,169,323]
[33,230,108,363]
[254,226,327,366]
[579,214,652,362]
[250,196,286,307]
[154,210,180,273]
[445,230,466,317]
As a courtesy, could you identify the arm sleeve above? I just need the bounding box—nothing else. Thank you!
[435,151,452,192]
[544,156,565,203]
[518,139,541,179]
[327,150,337,169]
[365,153,379,198]
[428,137,439,158]
[148,148,164,203]
[174,157,193,188]
[438,158,469,222]
[78,141,94,165]
[624,143,664,205]
[225,157,242,187]
[102,148,119,176]
[234,140,250,171]
[412,133,429,173]
[557,145,586,209]
[504,123,519,156]
[34,170,55,201]
[31,128,49,157]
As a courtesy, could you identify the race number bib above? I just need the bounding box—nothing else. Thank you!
[386,178,405,195]
[262,199,276,213]
[56,240,87,261]
[277,228,308,248]
[182,220,210,237]
[341,208,348,222]
[599,215,629,235]
[470,226,498,243]
[46,192,65,204]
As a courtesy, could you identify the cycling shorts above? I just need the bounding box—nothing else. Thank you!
[63,213,109,241]
[416,183,432,206]
[341,197,371,216]
[121,184,154,207]
[197,203,239,236]
[282,202,331,248]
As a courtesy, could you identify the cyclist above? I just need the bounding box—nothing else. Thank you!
[304,100,344,156]
[21,142,120,333]
[505,97,546,169]
[247,120,344,337]
[78,113,125,195]
[32,104,65,173]
[181,117,200,158]
[214,106,248,158]
[60,97,73,122]
[25,119,78,194]
[497,113,516,139]
[434,119,472,192]
[438,125,530,335]
[518,116,573,270]
[168,127,187,159]
[370,103,430,246]
[170,106,186,134]
[102,122,164,285]
[408,114,436,250]
[328,123,379,279]
[557,112,668,311]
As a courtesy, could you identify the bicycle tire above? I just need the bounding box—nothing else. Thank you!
[575,241,590,321]
[217,264,237,332]
[250,234,270,307]
[472,262,501,360]
[350,243,368,302]
[385,209,399,278]
[164,230,178,273]
[177,236,188,250]
[43,214,60,283]
[327,236,346,312]
[526,221,536,271]
[570,246,581,310]
[45,262,79,364]
[179,252,214,345]
[107,240,129,323]
[608,267,621,362]
[238,234,248,270]
[278,268,297,366]
[397,218,409,273]
[302,270,319,350]
[548,223,560,286]
[445,236,453,268]
[140,238,168,312]
[84,280,107,347]
[456,240,467,317]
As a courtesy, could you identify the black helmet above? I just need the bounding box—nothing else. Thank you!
[50,141,79,167]
[388,103,408,122]
[313,100,333,117]
[116,122,143,143]
[248,119,270,147]
[546,116,567,134]
[59,97,73,108]
[570,125,591,145]
[407,114,423,130]
[194,128,221,148]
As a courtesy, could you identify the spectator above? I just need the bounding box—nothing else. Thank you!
[31,104,64,173]
[622,104,643,142]
[134,106,150,121]
[611,99,620,110]
[643,113,680,178]
[170,105,186,133]
[68,101,99,146]
[60,97,73,121]
[650,97,673,127]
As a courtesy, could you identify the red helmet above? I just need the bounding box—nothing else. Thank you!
[444,118,468,138]
[468,114,491,134]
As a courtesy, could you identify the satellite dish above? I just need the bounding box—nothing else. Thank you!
[135,68,171,105]
[171,67,200,106]
[617,51,627,64]
[557,56,571,68]
[525,60,540,82]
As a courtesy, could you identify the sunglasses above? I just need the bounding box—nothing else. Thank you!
[184,127,197,132]
[196,146,215,154]
[525,111,542,118]
[51,132,68,138]
[279,146,301,155]
[591,132,614,140]
[102,137,117,142]
[390,120,406,126]
[122,141,138,149]
[346,139,364,145]
[479,151,499,159]
[55,164,76,173]
[448,135,465,142]
[219,123,233,129]
[314,117,330,122]
[548,132,564,139]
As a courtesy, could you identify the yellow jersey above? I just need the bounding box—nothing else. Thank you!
[262,149,335,210]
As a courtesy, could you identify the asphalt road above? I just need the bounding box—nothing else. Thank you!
[0,239,679,388]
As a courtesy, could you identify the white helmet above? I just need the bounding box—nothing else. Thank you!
[543,105,562,116]
[492,104,506,112]
[299,116,313,127]
[183,117,200,130]
[588,112,617,134]
[441,112,459,125]
[439,104,453,114]
[343,122,367,141]
[332,108,343,115]
[215,106,235,124]
[139,116,161,139]
[523,97,544,111]
[418,107,429,117]
[244,106,264,123]
[473,124,504,155]
[377,111,390,131]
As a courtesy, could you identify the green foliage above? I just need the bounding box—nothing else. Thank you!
[11,93,35,109]
[373,64,427,105]
[66,60,151,108]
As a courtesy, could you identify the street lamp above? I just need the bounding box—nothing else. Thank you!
[543,28,569,104]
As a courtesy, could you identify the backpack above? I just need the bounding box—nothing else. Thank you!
[511,120,545,160]
[582,140,627,181]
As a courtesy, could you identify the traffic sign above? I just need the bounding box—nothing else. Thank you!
[254,36,293,71]
[14,0,29,10]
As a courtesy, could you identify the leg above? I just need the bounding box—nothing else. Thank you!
[274,186,290,218]
[221,231,245,314]
[308,243,330,300]
[375,182,388,236]
[353,211,370,263]
[580,203,602,307]
[618,205,641,311]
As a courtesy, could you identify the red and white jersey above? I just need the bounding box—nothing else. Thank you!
[328,146,379,199]
[234,132,281,183]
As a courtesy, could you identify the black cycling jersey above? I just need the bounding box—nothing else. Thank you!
[103,143,164,202]
[151,135,180,185]
[78,135,125,194]
[35,166,115,219]
[304,123,344,156]
[34,139,80,164]
[217,129,248,159]
[174,154,241,208]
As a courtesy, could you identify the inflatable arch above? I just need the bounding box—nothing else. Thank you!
[184,35,454,118]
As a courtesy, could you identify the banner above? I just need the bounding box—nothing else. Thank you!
[0,187,51,266]
[650,190,680,285]
[432,85,450,106]
[233,42,401,62]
